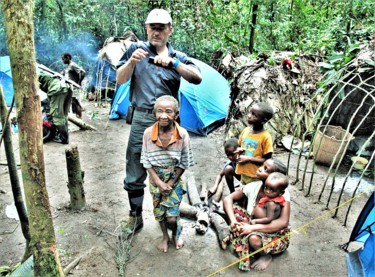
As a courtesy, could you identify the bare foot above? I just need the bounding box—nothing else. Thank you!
[158,238,169,253]
[251,254,272,271]
[173,236,184,250]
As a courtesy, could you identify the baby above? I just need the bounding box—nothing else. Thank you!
[250,172,289,225]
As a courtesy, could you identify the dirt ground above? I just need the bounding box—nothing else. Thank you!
[0,100,372,277]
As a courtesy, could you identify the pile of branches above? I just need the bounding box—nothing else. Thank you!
[222,52,322,143]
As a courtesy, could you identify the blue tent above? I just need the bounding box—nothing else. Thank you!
[0,56,14,107]
[345,192,375,277]
[109,58,230,136]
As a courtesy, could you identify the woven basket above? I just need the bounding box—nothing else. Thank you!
[313,125,354,166]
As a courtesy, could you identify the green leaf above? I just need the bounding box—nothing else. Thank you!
[346,43,361,54]
[319,62,334,69]
[364,59,375,67]
[328,54,344,64]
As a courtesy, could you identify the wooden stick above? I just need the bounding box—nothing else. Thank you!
[68,114,97,131]
[63,256,82,275]
[38,64,81,89]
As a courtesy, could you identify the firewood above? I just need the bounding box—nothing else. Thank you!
[185,172,202,205]
[179,201,198,219]
[68,113,97,131]
[210,212,231,250]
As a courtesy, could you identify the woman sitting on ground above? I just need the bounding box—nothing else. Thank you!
[223,159,291,272]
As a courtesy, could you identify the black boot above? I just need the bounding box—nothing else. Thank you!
[55,124,69,144]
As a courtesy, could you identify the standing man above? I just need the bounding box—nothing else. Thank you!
[61,52,85,117]
[116,8,202,237]
[61,52,86,85]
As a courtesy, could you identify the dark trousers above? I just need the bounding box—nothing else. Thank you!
[124,110,156,215]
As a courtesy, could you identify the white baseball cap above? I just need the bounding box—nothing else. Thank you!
[145,9,172,25]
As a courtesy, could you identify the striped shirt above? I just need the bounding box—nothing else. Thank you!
[141,122,194,170]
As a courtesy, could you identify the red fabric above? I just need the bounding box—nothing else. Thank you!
[258,195,286,208]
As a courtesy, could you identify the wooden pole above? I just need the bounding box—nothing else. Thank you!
[65,145,86,209]
[67,114,97,130]
[0,88,31,260]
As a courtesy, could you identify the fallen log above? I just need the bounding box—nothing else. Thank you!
[210,212,230,250]
[179,201,198,219]
[68,113,97,131]
[200,182,208,202]
[184,172,210,234]
[186,172,202,205]
[213,178,225,203]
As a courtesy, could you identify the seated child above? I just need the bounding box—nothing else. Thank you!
[223,159,290,271]
[207,138,241,198]
[235,102,274,185]
[250,172,289,225]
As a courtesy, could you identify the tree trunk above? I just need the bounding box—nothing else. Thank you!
[248,3,259,54]
[2,1,64,276]
[65,145,86,209]
[0,89,31,261]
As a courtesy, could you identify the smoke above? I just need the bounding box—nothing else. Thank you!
[34,28,101,76]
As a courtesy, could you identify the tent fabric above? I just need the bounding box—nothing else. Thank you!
[346,248,365,277]
[0,56,14,107]
[346,192,375,277]
[349,192,375,243]
[109,58,230,136]
[109,80,130,120]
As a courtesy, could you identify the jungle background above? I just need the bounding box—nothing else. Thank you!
[0,0,374,276]
[1,0,374,74]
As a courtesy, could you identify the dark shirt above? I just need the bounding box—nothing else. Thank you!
[62,61,85,85]
[117,41,199,110]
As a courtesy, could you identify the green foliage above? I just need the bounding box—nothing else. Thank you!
[57,226,65,235]
[0,0,373,74]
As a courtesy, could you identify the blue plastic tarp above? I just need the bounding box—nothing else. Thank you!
[109,58,230,136]
[346,192,375,277]
[109,80,130,120]
[0,56,14,107]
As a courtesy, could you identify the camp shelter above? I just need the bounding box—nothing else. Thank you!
[345,192,375,277]
[0,56,14,107]
[109,58,231,136]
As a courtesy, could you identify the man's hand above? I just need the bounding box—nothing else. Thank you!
[130,49,149,64]
[152,55,174,68]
